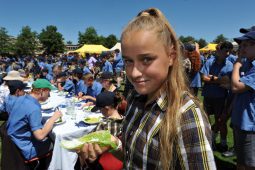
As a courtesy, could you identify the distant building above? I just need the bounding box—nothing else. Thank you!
[65,44,80,51]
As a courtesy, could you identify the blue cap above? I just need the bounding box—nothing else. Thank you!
[234,31,255,44]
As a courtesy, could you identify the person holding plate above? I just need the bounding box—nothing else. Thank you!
[79,8,215,169]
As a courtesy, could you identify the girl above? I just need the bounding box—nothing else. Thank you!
[79,8,215,169]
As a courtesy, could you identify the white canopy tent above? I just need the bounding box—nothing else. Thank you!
[110,42,121,52]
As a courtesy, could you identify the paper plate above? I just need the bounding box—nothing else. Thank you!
[41,105,53,110]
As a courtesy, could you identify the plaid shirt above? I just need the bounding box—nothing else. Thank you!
[94,117,123,137]
[122,90,216,169]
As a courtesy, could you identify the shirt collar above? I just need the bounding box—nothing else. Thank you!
[156,91,168,112]
[133,90,168,112]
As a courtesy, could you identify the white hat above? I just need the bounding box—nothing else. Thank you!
[3,71,24,81]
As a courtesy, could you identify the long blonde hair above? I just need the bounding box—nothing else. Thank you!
[121,8,190,169]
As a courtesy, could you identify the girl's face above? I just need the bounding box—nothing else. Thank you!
[122,30,174,99]
[239,40,255,60]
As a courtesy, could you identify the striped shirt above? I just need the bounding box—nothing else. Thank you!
[122,90,216,169]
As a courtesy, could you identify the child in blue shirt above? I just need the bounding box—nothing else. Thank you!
[231,31,255,169]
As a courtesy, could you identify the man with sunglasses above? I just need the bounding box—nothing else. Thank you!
[6,79,62,168]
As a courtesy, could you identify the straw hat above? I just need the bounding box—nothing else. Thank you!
[3,71,24,81]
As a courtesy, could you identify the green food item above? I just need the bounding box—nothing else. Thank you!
[83,106,94,111]
[84,117,100,124]
[55,117,62,123]
[61,130,117,150]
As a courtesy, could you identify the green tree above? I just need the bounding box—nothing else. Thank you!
[213,34,228,44]
[38,25,65,55]
[78,26,100,44]
[179,35,196,44]
[197,38,208,48]
[15,26,38,56]
[0,27,12,55]
[103,34,118,48]
[66,41,73,45]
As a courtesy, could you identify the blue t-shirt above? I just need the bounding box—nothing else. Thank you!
[114,53,124,72]
[46,74,53,82]
[200,56,233,98]
[0,95,17,113]
[86,81,102,99]
[83,66,91,75]
[75,80,87,95]
[102,60,113,73]
[226,54,238,64]
[190,72,202,88]
[231,60,255,131]
[7,95,51,160]
[63,79,75,94]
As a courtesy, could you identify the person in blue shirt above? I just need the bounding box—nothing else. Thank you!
[231,31,255,169]
[56,72,75,94]
[0,80,27,121]
[80,73,102,104]
[41,68,53,82]
[200,41,233,151]
[101,53,113,73]
[113,49,124,75]
[72,68,87,96]
[7,79,62,162]
[78,59,91,75]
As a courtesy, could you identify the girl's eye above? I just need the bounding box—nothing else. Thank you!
[143,57,153,64]
[124,59,133,66]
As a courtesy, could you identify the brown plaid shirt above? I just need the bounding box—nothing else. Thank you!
[122,90,216,169]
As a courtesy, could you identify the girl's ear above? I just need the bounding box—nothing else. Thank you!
[168,45,176,67]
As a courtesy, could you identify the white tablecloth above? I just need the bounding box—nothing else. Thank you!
[42,92,100,170]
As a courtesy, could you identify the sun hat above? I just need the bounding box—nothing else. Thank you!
[3,71,24,81]
[32,79,54,90]
[234,31,255,44]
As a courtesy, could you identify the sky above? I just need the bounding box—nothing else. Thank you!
[1,0,254,45]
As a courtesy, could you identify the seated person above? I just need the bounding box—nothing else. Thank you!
[72,68,87,96]
[79,73,102,104]
[77,91,123,170]
[0,80,27,118]
[41,68,53,82]
[56,72,75,94]
[100,71,117,92]
[92,91,123,135]
[7,79,62,161]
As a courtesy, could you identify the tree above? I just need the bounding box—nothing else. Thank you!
[38,25,65,55]
[78,26,100,44]
[103,34,118,48]
[15,26,38,56]
[197,38,207,48]
[179,35,196,44]
[213,34,228,44]
[0,27,12,55]
[66,41,73,45]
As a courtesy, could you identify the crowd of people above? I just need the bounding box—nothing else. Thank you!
[0,7,255,170]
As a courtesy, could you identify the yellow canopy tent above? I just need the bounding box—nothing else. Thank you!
[68,44,109,57]
[199,43,218,52]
